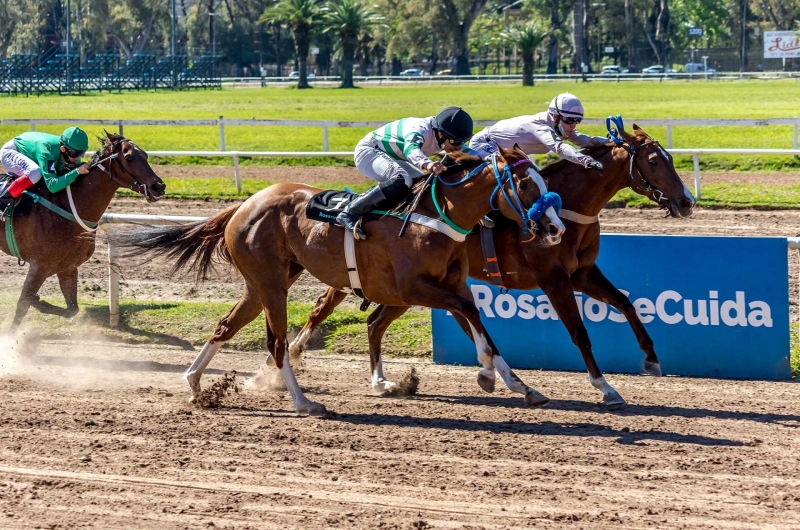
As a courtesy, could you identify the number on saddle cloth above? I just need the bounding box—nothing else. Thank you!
[305,189,358,223]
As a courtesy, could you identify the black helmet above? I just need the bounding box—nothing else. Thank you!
[433,106,474,143]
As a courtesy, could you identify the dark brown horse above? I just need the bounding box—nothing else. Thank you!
[290,125,696,406]
[115,147,561,415]
[0,132,166,331]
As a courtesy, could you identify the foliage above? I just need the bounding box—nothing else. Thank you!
[261,0,324,88]
[322,0,383,87]
[503,20,547,85]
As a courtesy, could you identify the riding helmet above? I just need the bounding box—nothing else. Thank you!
[548,93,584,118]
[60,126,90,151]
[432,106,474,142]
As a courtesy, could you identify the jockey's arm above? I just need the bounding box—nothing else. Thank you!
[569,129,609,148]
[532,125,595,167]
[36,151,80,193]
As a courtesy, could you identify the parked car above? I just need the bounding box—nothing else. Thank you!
[435,69,452,76]
[601,65,628,75]
[684,63,716,74]
[641,65,676,74]
[399,68,425,76]
[288,71,316,79]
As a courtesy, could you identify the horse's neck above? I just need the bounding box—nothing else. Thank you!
[424,174,494,231]
[51,168,118,223]
[550,148,631,216]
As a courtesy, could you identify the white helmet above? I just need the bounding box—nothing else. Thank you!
[548,93,584,119]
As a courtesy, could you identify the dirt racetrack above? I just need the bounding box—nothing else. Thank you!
[0,168,799,529]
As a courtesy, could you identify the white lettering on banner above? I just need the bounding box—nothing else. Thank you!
[468,285,773,328]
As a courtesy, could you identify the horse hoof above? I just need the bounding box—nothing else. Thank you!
[372,380,396,395]
[643,360,663,377]
[603,392,626,407]
[525,389,550,407]
[299,402,329,417]
[477,373,496,393]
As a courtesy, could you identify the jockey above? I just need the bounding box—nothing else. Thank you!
[336,106,474,239]
[467,92,607,171]
[0,126,91,202]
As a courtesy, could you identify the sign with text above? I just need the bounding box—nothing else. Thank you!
[764,31,800,58]
[432,235,790,380]
[688,27,703,37]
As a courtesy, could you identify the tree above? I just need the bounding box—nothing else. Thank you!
[261,0,323,88]
[504,21,547,85]
[323,0,382,88]
[437,0,489,75]
[624,0,635,70]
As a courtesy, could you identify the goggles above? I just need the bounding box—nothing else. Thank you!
[64,147,86,159]
[560,116,582,125]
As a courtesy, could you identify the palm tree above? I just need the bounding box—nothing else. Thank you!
[504,22,548,86]
[261,0,323,89]
[323,0,382,88]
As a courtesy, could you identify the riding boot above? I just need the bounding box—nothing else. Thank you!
[336,185,388,240]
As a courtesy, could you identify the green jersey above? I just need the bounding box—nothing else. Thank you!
[13,132,82,193]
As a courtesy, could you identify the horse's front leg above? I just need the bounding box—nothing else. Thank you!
[57,268,80,318]
[537,267,625,406]
[288,287,347,364]
[572,263,662,376]
[10,264,50,334]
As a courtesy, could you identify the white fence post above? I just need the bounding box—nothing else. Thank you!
[219,116,226,151]
[118,120,124,137]
[666,124,673,148]
[233,153,241,193]
[29,120,35,131]
[794,120,798,152]
[323,125,330,151]
[692,152,702,199]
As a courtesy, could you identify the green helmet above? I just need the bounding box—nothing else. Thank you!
[60,126,89,151]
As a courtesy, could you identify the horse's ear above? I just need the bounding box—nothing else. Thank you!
[632,124,642,131]
[104,129,115,141]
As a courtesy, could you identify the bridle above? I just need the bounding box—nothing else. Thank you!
[621,139,671,209]
[90,138,149,197]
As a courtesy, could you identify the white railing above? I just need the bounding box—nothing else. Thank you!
[97,212,800,335]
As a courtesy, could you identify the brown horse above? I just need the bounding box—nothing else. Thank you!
[114,147,562,415]
[0,132,166,331]
[290,125,696,406]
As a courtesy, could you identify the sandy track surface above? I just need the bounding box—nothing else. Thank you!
[1,340,799,529]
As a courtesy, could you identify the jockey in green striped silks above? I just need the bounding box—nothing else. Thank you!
[336,106,475,239]
[468,93,607,172]
[0,127,91,205]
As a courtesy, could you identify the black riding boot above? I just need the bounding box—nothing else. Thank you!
[336,185,388,240]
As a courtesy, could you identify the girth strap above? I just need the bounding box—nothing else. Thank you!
[558,209,599,225]
[23,191,99,228]
[343,229,366,300]
[479,225,506,289]
[4,201,22,263]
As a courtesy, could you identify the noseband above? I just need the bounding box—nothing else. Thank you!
[90,138,149,197]
[622,139,670,208]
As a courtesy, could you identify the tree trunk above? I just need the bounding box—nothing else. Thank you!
[453,24,471,75]
[571,0,584,73]
[391,55,401,76]
[522,50,534,86]
[274,23,281,76]
[340,38,356,88]
[429,32,438,74]
[655,0,670,67]
[624,0,635,70]
[547,0,560,74]
[295,28,310,89]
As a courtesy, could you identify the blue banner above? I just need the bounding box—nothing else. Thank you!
[432,235,791,380]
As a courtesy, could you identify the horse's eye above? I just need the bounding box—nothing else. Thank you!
[124,155,133,162]
[648,153,658,165]
[519,180,529,190]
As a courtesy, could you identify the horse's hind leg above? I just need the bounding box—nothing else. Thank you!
[366,304,409,394]
[10,264,50,333]
[289,287,347,364]
[185,286,262,400]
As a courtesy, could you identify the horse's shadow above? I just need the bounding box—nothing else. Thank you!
[418,393,800,428]
[25,354,255,378]
[81,303,196,349]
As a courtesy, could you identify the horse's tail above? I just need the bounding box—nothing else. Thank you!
[110,204,240,282]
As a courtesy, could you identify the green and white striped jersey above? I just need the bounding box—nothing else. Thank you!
[369,117,441,169]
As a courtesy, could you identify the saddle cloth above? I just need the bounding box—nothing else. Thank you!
[305,189,356,224]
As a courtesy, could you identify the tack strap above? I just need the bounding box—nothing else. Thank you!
[558,208,599,224]
[343,229,366,299]
[479,225,506,289]
[23,191,99,229]
[371,209,468,242]
[66,185,98,232]
[4,201,22,263]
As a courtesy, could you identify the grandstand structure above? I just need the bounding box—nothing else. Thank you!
[0,50,220,95]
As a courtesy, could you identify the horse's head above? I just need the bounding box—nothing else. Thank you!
[91,131,166,203]
[620,125,695,218]
[491,145,564,246]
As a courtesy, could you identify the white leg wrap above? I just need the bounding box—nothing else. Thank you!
[467,322,495,371]
[185,340,224,381]
[493,355,531,395]
[289,328,312,358]
[589,375,617,396]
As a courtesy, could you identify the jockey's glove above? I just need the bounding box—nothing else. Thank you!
[585,158,604,172]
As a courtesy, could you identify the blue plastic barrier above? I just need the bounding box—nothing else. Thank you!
[432,235,791,380]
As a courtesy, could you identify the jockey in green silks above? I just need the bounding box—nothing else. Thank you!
[0,126,92,201]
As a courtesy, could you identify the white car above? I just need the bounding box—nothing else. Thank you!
[601,65,628,75]
[288,71,316,79]
[641,65,676,74]
[684,63,716,74]
[399,69,425,76]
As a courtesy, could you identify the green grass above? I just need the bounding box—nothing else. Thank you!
[610,183,800,210]
[792,324,799,379]
[0,296,432,357]
[2,81,800,171]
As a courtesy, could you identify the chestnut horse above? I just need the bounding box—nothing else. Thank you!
[290,125,696,406]
[114,147,563,415]
[0,132,166,331]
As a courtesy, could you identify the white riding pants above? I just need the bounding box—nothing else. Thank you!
[354,136,423,186]
[0,140,42,183]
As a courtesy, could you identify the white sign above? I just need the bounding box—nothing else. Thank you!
[688,27,703,37]
[604,46,615,53]
[310,47,319,55]
[764,31,800,58]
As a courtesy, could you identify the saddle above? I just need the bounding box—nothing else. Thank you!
[0,174,35,219]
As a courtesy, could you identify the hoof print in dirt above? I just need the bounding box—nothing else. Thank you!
[192,371,241,408]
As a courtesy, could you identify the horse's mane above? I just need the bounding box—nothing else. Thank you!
[88,132,124,166]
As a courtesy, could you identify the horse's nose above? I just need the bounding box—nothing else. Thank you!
[152,180,166,194]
